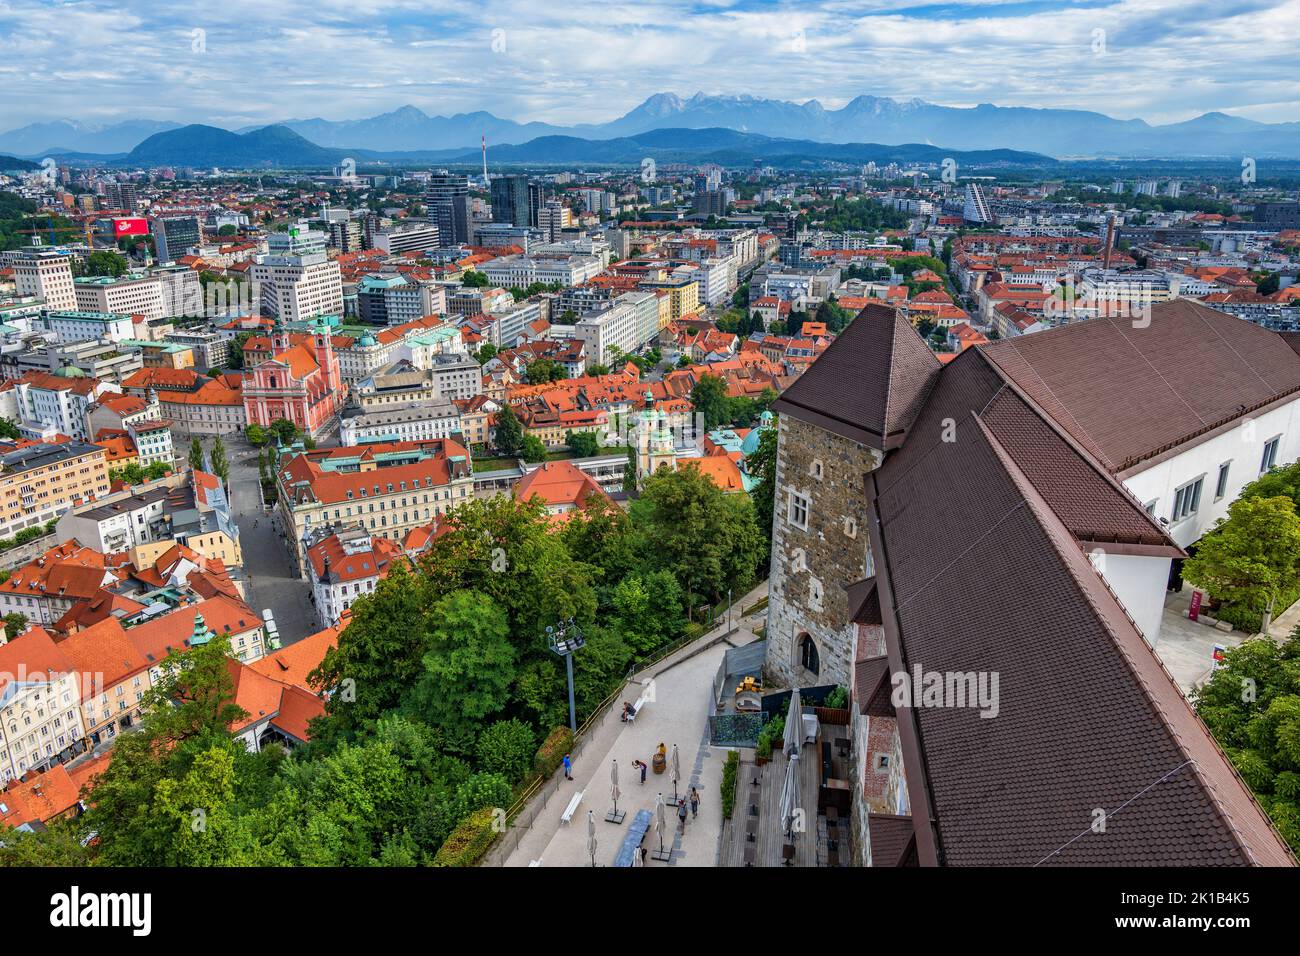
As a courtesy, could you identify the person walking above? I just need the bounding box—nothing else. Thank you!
[632,759,647,784]
[689,787,700,818]
[677,797,688,832]
[563,753,573,781]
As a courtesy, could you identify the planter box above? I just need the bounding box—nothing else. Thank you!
[815,706,851,726]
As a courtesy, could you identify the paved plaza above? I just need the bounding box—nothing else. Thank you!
[504,591,769,868]
[1155,585,1300,696]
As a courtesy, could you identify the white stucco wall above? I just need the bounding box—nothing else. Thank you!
[1097,552,1173,644]
[1122,400,1300,550]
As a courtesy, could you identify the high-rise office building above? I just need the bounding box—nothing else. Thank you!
[103,182,138,212]
[528,182,547,231]
[490,174,531,228]
[963,183,993,224]
[250,222,343,321]
[328,218,364,252]
[153,215,203,263]
[426,172,472,245]
[12,249,77,310]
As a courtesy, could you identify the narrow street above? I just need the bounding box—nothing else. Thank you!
[226,444,319,647]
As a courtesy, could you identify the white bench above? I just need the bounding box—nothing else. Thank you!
[560,790,584,824]
[625,690,651,724]
[529,859,543,867]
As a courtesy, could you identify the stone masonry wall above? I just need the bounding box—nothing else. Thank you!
[764,414,879,689]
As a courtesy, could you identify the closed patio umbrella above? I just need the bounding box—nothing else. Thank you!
[654,792,667,855]
[608,759,623,823]
[779,752,800,839]
[587,810,598,867]
[783,687,802,758]
[669,743,681,801]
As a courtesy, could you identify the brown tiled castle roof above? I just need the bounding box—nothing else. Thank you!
[776,300,1296,866]
[982,299,1300,474]
[772,304,940,450]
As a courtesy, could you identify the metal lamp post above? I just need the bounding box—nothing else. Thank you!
[547,618,586,733]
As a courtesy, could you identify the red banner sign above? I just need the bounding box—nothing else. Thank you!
[113,217,149,236]
[1189,589,1203,621]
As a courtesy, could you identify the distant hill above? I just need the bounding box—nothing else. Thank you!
[261,104,570,153]
[444,128,1052,167]
[0,154,39,171]
[0,119,180,156]
[124,124,345,167]
[268,94,1300,158]
[16,93,1300,159]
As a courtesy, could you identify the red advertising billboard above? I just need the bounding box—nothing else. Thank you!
[113,217,149,237]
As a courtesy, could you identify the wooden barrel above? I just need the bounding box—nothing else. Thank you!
[652,753,666,774]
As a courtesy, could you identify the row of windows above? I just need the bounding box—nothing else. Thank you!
[1157,436,1283,525]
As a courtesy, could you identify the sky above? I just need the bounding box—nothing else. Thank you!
[1,0,1298,131]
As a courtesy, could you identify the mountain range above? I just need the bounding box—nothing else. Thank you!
[5,92,1300,160]
[118,123,1052,169]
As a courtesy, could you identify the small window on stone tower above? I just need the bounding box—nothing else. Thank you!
[787,491,810,530]
[809,458,824,481]
[843,516,857,538]
[798,633,820,676]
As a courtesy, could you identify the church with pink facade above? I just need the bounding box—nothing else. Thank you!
[242,322,344,439]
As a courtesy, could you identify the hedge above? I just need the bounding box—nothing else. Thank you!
[720,750,740,820]
[0,520,56,554]
[533,725,574,779]
[432,807,498,867]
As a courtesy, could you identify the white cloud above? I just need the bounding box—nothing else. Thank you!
[0,0,1296,129]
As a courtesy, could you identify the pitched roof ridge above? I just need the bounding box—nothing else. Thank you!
[977,363,1179,551]
[980,336,1112,467]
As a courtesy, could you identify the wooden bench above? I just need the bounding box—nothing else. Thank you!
[560,790,584,824]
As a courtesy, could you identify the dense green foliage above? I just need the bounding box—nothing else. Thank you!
[0,464,765,866]
[565,429,601,457]
[493,405,525,457]
[1194,628,1300,851]
[75,250,129,278]
[525,359,567,384]
[1189,463,1300,632]
[748,425,778,547]
[109,461,172,485]
[803,196,909,233]
[0,192,80,250]
[0,519,59,556]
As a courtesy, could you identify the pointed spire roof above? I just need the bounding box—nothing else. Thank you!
[190,612,214,647]
[770,303,941,450]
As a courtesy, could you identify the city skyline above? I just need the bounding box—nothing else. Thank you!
[1,0,1299,131]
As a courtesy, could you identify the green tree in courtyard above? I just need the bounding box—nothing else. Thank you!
[1194,627,1300,851]
[690,372,730,432]
[1184,495,1300,634]
[493,405,524,458]
[521,433,548,463]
